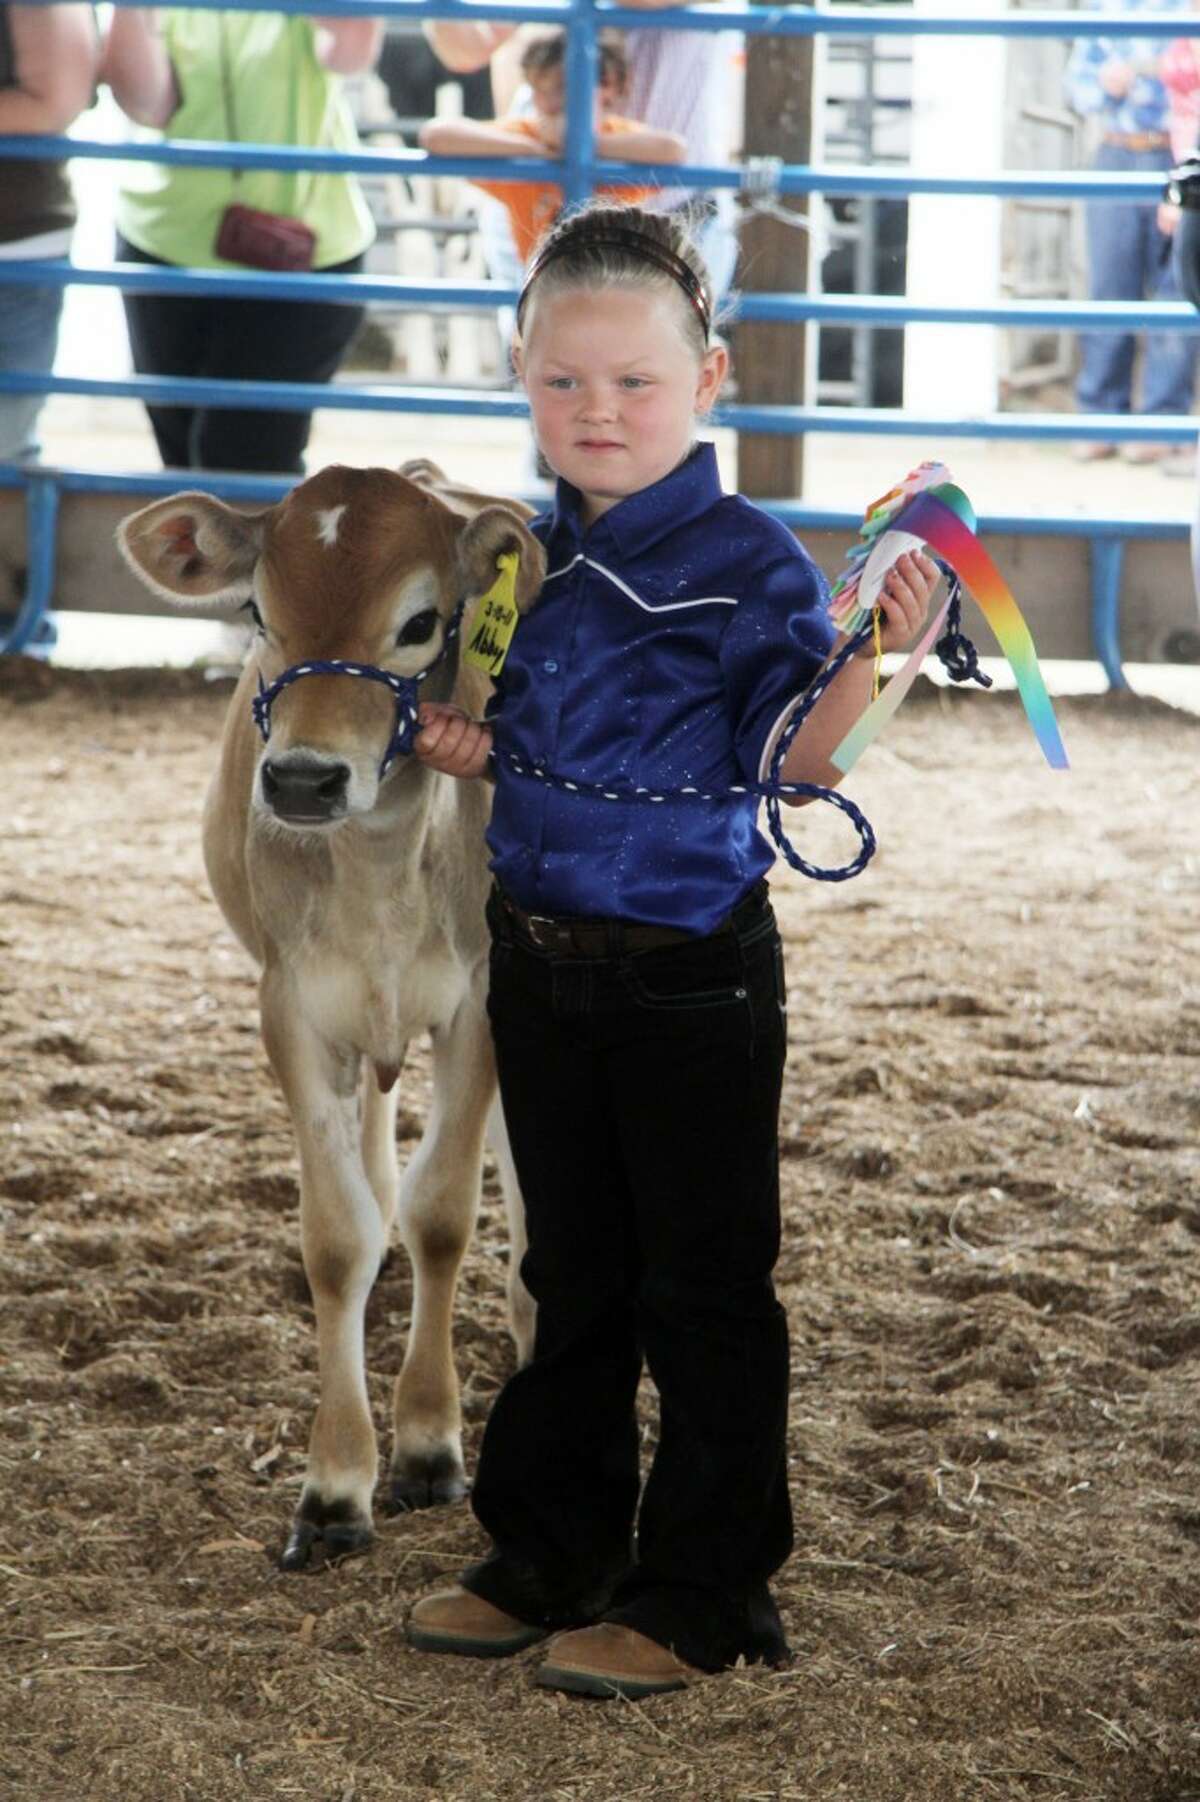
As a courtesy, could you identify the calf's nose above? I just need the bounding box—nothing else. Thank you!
[261,756,351,821]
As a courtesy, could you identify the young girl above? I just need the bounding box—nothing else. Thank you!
[408,205,939,1700]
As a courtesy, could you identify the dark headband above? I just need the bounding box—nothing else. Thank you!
[516,226,712,340]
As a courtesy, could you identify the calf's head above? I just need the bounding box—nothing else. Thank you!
[117,465,545,828]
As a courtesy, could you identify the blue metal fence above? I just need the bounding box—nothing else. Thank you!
[1,3,1197,679]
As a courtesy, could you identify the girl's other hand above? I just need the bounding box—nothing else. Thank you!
[414,702,493,780]
[873,549,941,653]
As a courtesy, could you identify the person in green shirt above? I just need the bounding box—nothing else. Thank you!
[101,8,382,473]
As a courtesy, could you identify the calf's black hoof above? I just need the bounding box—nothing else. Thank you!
[386,1447,468,1514]
[279,1493,373,1571]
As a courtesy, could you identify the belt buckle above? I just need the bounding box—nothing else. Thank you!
[525,913,561,951]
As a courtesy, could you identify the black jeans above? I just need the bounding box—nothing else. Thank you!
[463,883,793,1673]
[116,234,366,474]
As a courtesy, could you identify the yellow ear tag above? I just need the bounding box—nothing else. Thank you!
[462,551,520,677]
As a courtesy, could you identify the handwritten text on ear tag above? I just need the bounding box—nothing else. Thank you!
[462,551,520,677]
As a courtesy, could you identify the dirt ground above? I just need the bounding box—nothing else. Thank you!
[1,656,1198,1802]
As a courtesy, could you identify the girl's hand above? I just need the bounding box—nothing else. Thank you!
[868,549,941,654]
[414,702,493,780]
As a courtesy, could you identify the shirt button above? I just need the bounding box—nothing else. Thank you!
[543,659,559,674]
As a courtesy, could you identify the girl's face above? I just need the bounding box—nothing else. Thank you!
[517,285,728,525]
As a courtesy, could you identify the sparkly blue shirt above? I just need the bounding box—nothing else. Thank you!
[485,441,837,934]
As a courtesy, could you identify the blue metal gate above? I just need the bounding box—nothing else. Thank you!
[1,3,1196,681]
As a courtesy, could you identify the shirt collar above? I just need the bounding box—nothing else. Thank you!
[546,441,725,561]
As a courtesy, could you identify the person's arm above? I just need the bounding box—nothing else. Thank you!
[777,552,939,794]
[313,16,384,76]
[599,123,687,165]
[99,6,178,129]
[0,3,97,135]
[421,19,517,75]
[419,116,549,159]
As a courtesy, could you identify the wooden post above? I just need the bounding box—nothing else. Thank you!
[735,9,814,499]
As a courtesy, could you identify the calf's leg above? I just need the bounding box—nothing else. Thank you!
[261,975,385,1568]
[388,995,492,1511]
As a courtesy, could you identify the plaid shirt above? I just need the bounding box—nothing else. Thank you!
[1064,0,1190,134]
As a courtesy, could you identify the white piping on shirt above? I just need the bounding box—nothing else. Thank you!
[543,553,738,612]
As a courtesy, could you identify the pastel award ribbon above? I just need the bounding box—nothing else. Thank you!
[827,463,1069,774]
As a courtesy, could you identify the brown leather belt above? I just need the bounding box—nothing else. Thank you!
[1103,131,1169,151]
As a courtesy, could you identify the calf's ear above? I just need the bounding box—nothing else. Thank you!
[116,493,268,606]
[398,457,448,492]
[406,459,538,524]
[456,506,547,614]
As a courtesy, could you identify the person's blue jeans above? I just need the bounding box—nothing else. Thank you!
[0,274,65,462]
[1078,143,1197,418]
[462,881,793,1673]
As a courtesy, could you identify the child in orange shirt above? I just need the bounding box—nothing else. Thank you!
[419,31,686,264]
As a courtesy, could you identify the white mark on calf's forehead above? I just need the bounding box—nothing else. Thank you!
[313,504,348,548]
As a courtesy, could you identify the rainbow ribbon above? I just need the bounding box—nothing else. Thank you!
[828,476,1070,775]
[829,460,957,635]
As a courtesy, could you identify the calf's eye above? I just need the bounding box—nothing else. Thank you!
[241,599,265,633]
[397,608,439,647]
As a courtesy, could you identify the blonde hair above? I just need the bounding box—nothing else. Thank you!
[515,204,715,359]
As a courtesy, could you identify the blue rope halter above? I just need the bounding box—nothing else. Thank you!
[250,601,466,777]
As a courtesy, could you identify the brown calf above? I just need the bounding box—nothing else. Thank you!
[118,461,545,1567]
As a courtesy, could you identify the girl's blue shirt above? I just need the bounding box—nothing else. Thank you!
[485,441,837,934]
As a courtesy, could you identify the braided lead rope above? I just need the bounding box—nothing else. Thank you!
[246,585,987,885]
[489,624,880,884]
[486,592,990,886]
[251,602,466,776]
[762,623,876,880]
[933,570,993,689]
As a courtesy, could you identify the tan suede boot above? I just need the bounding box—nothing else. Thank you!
[536,1623,699,1699]
[406,1586,547,1657]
